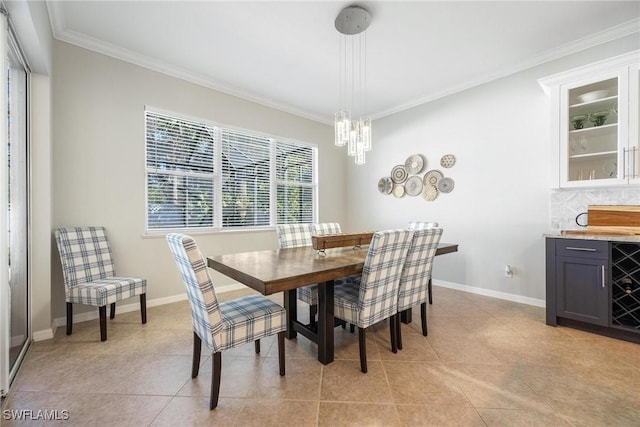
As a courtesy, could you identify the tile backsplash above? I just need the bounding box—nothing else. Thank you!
[550,187,640,230]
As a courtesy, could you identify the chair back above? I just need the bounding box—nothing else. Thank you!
[54,227,116,294]
[166,233,223,352]
[358,229,414,327]
[398,228,443,311]
[407,221,439,230]
[275,223,312,249]
[311,222,342,235]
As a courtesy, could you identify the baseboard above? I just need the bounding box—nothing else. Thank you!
[33,283,251,342]
[433,280,546,308]
[33,281,544,341]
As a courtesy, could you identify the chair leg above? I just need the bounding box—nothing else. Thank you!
[110,303,116,319]
[396,313,403,350]
[358,327,367,373]
[66,303,73,335]
[140,293,147,324]
[255,340,260,354]
[421,302,428,336]
[350,324,355,333]
[390,315,398,354]
[210,352,221,410]
[99,306,107,341]
[192,332,202,378]
[309,304,317,328]
[428,278,433,305]
[277,331,285,376]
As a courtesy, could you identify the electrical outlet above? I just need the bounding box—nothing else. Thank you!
[504,265,513,278]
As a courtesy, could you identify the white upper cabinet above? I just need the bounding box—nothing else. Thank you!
[540,51,639,189]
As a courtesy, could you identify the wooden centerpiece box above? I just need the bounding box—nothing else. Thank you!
[312,232,374,251]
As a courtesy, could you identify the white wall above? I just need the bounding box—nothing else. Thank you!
[50,41,347,324]
[346,35,640,304]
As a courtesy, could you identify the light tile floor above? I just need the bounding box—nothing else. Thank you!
[2,287,639,426]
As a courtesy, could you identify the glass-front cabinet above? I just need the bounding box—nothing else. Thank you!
[540,50,639,188]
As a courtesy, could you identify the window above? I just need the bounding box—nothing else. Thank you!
[145,110,317,231]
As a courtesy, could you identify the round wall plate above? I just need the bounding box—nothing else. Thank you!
[423,169,444,186]
[391,165,408,184]
[405,176,423,196]
[405,154,425,175]
[440,154,456,168]
[392,184,405,198]
[377,177,393,194]
[437,177,455,193]
[422,184,438,201]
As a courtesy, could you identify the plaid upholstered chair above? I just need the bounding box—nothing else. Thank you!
[333,229,414,373]
[406,221,439,304]
[396,227,443,348]
[166,233,286,410]
[54,227,147,342]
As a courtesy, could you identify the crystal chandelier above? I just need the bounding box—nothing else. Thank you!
[334,5,372,165]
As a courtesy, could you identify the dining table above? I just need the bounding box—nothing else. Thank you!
[207,242,458,365]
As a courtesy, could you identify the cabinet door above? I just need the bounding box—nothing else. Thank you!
[556,255,609,326]
[559,68,629,188]
[627,62,639,184]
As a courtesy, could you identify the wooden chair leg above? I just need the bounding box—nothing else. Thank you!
[309,304,317,328]
[66,303,73,335]
[255,340,260,354]
[390,315,398,354]
[428,278,433,305]
[140,294,147,324]
[396,313,403,350]
[192,332,202,378]
[110,303,116,319]
[210,352,221,410]
[277,331,285,376]
[99,306,107,341]
[358,327,367,373]
[421,302,428,336]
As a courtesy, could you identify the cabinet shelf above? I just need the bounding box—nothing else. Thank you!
[569,150,617,159]
[569,123,617,135]
[569,95,618,111]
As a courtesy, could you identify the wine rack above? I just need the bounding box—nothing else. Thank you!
[611,242,640,331]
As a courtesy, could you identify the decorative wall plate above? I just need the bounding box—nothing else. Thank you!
[391,165,408,184]
[405,176,423,196]
[405,154,425,175]
[437,177,455,193]
[377,177,393,194]
[423,169,444,186]
[440,154,456,168]
[422,184,438,201]
[392,184,405,198]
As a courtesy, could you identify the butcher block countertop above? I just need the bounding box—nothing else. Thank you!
[545,231,640,243]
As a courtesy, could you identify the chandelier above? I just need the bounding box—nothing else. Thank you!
[334,5,372,165]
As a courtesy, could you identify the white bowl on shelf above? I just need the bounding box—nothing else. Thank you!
[577,90,610,103]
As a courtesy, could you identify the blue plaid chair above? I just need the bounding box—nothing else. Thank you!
[396,227,443,348]
[54,227,147,342]
[407,221,439,304]
[166,233,286,410]
[333,229,414,373]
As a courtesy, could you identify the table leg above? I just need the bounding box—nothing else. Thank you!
[284,289,297,339]
[400,308,412,324]
[317,280,335,365]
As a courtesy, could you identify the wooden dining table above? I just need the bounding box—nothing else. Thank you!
[207,242,458,364]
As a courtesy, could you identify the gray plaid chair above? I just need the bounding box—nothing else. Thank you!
[166,233,286,410]
[396,227,443,348]
[333,229,414,373]
[406,221,439,304]
[54,227,147,342]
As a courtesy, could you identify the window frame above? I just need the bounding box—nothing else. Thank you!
[144,107,318,234]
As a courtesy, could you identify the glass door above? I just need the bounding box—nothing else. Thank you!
[1,20,30,397]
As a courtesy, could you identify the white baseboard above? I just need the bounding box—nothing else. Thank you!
[433,280,546,308]
[33,281,544,341]
[33,283,251,342]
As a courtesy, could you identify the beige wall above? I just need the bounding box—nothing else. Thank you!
[50,41,347,324]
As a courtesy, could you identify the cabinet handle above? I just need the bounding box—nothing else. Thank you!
[634,147,638,179]
[565,246,597,252]
[601,265,606,288]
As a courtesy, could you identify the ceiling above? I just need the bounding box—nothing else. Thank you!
[46,1,640,124]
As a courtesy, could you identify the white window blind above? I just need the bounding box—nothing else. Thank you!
[220,129,271,227]
[146,111,215,229]
[276,140,315,224]
[145,109,317,231]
